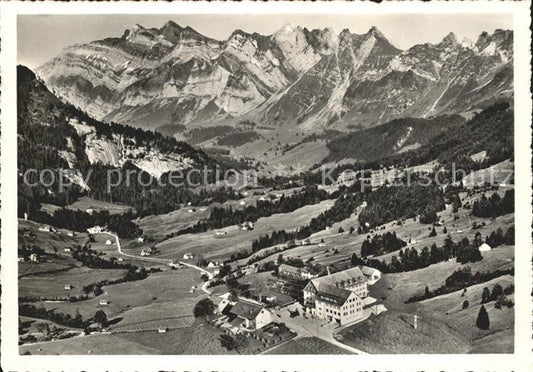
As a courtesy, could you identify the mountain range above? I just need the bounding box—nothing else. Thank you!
[37,22,513,137]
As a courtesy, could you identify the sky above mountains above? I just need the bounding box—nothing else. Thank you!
[18,13,512,69]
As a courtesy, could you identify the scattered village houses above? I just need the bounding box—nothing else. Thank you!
[241,221,254,231]
[87,226,103,234]
[279,264,319,280]
[141,247,156,257]
[38,225,56,233]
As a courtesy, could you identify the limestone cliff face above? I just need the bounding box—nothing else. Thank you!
[18,66,207,192]
[38,22,513,135]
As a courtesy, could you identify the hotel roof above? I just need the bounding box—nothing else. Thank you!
[310,266,366,291]
[316,284,353,306]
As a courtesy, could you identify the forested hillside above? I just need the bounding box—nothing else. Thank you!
[324,115,465,163]
[17,65,241,229]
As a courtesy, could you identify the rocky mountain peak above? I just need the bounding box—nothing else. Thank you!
[367,25,385,38]
[37,22,514,134]
[440,32,459,46]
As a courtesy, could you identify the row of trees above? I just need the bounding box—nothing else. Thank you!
[360,232,407,257]
[472,190,514,218]
[19,304,108,329]
[352,225,513,275]
[17,206,142,239]
[406,267,513,303]
[178,186,331,236]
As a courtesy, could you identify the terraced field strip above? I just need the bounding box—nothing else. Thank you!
[111,316,195,333]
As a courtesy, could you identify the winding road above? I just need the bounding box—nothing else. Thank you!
[103,232,213,294]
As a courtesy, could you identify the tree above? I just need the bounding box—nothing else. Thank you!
[219,334,236,351]
[93,310,108,327]
[349,226,355,234]
[481,287,491,304]
[476,305,490,330]
[424,286,430,298]
[490,283,504,301]
[193,298,215,318]
[36,323,50,336]
[200,273,209,282]
[429,227,437,237]
[338,226,345,234]
[228,289,238,302]
[277,254,283,265]
[462,300,469,309]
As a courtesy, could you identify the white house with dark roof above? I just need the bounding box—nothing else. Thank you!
[314,284,363,325]
[303,266,369,308]
[228,301,273,331]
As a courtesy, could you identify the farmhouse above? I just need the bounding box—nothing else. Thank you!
[137,237,144,243]
[105,239,113,245]
[64,284,72,290]
[18,256,25,263]
[228,301,273,331]
[99,300,109,306]
[87,226,103,234]
[278,264,301,280]
[217,299,232,315]
[183,253,194,260]
[38,226,51,232]
[300,268,319,280]
[30,253,40,262]
[301,238,311,246]
[215,231,228,236]
[479,243,492,252]
[241,221,254,231]
[279,264,319,280]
